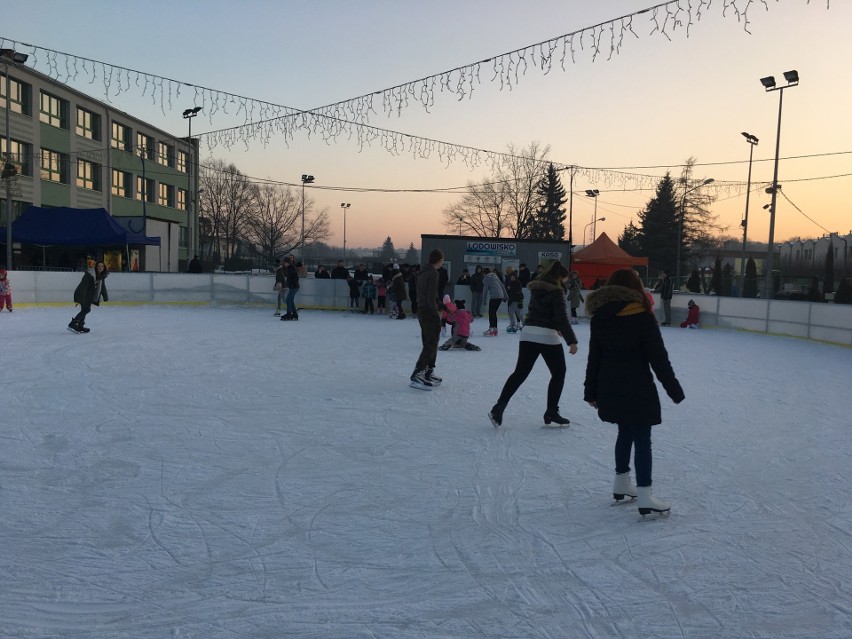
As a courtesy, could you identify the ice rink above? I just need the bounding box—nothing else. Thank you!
[2,304,850,638]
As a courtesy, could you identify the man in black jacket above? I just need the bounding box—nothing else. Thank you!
[330,260,349,279]
[657,270,674,326]
[410,250,445,390]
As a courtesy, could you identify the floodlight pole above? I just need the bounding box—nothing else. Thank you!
[739,132,758,296]
[761,71,798,297]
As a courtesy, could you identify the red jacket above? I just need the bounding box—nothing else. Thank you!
[680,304,700,327]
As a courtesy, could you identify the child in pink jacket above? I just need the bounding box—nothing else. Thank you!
[439,298,480,351]
[0,269,12,312]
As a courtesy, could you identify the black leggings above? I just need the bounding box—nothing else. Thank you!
[488,298,502,328]
[497,341,566,410]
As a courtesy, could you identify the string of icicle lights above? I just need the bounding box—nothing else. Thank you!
[0,0,828,188]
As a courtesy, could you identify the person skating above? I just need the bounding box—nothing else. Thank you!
[69,259,108,333]
[583,268,684,516]
[0,269,12,312]
[410,249,445,390]
[273,258,287,316]
[482,267,508,336]
[489,260,578,427]
[656,269,674,325]
[280,256,301,320]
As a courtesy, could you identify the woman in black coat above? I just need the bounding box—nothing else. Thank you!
[489,260,578,428]
[583,268,684,516]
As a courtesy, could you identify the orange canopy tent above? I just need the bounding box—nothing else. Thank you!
[570,232,648,288]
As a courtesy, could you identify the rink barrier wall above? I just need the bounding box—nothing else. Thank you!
[8,272,852,346]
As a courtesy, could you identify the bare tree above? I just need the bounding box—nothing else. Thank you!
[678,157,724,263]
[243,183,330,265]
[198,159,257,261]
[442,142,550,238]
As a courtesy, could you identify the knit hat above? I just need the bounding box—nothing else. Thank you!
[688,299,695,307]
[443,294,452,305]
[393,263,400,270]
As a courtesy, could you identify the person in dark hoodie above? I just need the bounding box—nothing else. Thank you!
[410,249,445,390]
[488,260,578,428]
[583,268,685,517]
[69,258,108,333]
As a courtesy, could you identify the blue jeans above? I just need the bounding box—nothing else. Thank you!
[286,288,298,316]
[615,423,653,487]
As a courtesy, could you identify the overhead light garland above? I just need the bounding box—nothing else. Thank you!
[0,0,827,172]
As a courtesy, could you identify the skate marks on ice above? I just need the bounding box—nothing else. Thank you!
[2,307,852,637]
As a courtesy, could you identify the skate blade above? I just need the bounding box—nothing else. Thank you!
[488,413,501,428]
[409,381,433,391]
[542,423,570,429]
[638,508,671,517]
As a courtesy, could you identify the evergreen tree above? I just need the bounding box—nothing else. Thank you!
[686,269,702,294]
[618,221,642,257]
[808,276,822,302]
[721,262,734,296]
[834,277,852,304]
[743,257,758,298]
[529,163,567,240]
[824,240,835,294]
[404,242,419,264]
[710,257,722,294]
[634,173,679,272]
[379,236,397,263]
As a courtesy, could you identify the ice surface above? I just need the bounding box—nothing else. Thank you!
[1,305,850,638]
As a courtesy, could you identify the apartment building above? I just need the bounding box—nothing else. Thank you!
[1,61,198,272]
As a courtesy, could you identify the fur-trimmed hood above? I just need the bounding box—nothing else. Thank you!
[527,279,564,294]
[585,285,645,317]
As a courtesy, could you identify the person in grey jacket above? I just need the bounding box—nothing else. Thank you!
[482,267,509,336]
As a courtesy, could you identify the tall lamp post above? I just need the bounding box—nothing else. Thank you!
[584,189,600,244]
[739,132,759,296]
[340,202,351,265]
[676,177,714,285]
[301,174,314,259]
[2,48,28,271]
[760,70,799,297]
[584,217,606,244]
[182,106,201,262]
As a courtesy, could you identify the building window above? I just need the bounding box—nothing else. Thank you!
[111,169,131,198]
[178,188,188,211]
[0,73,31,115]
[157,142,175,168]
[177,150,188,173]
[136,176,155,203]
[76,159,101,191]
[111,121,131,151]
[75,107,101,140]
[39,91,69,129]
[0,138,32,176]
[158,183,175,208]
[40,148,69,183]
[136,133,154,160]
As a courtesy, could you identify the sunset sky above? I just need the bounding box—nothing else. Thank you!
[5,0,849,250]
